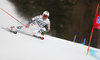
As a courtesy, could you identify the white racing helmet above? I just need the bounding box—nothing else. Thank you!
[43,11,50,17]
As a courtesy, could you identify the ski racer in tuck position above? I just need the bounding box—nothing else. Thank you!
[10,11,50,36]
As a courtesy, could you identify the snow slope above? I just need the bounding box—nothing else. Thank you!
[0,0,100,60]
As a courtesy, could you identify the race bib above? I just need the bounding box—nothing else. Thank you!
[36,20,46,27]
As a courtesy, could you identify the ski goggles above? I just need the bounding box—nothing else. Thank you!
[43,15,48,18]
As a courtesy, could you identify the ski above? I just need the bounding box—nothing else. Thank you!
[33,35,44,40]
[16,30,44,40]
[7,28,17,34]
[1,27,17,34]
[2,27,44,40]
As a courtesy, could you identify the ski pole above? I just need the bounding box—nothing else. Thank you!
[0,8,26,27]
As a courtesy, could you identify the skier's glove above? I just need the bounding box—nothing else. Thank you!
[26,24,30,28]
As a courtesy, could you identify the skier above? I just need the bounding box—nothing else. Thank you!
[10,11,50,36]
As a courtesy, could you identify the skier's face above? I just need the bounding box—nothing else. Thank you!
[43,15,48,19]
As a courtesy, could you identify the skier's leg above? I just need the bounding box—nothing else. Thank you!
[29,25,44,35]
[38,28,46,35]
[27,24,46,35]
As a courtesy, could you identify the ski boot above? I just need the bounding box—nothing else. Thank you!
[10,26,17,34]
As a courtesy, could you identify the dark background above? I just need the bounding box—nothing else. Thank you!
[8,0,100,49]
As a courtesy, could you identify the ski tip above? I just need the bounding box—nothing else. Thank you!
[14,31,17,34]
[41,37,44,40]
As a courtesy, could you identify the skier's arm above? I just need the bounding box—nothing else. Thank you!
[32,16,40,21]
[26,16,40,28]
[26,20,32,28]
[45,22,50,32]
[41,22,50,35]
[29,15,40,24]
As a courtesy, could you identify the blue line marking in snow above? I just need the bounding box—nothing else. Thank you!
[73,35,77,42]
[81,38,86,45]
[89,49,100,60]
